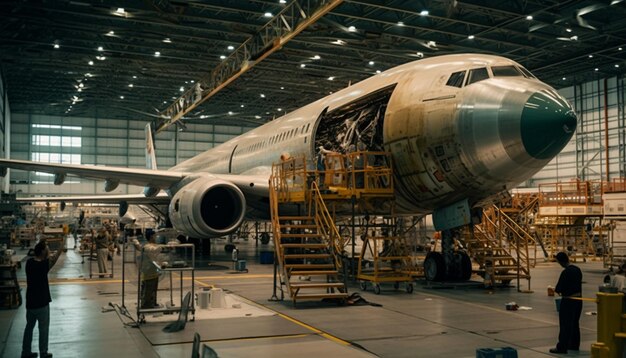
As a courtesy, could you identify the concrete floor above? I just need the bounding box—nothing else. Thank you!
[0,236,610,357]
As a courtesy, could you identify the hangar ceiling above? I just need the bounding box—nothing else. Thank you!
[1,0,626,127]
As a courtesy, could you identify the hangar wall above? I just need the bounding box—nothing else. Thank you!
[528,75,626,186]
[0,67,9,193]
[9,113,253,195]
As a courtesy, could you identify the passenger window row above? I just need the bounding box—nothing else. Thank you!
[239,122,312,154]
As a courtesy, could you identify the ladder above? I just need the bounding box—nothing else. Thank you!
[269,158,348,305]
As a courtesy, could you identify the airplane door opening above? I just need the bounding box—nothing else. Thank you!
[313,84,397,155]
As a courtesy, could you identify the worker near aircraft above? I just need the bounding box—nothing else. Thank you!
[21,240,61,358]
[132,231,162,308]
[94,226,111,275]
[550,252,582,354]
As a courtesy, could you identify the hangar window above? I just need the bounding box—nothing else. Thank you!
[446,71,466,88]
[465,67,489,85]
[491,65,523,77]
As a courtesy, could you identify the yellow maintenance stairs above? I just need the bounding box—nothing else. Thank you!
[464,204,534,289]
[268,152,395,304]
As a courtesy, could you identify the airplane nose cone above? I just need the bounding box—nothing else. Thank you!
[520,91,577,160]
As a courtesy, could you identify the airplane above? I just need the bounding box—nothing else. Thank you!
[0,54,577,278]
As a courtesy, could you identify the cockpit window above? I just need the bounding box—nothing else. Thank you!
[517,66,536,79]
[466,67,489,85]
[446,71,466,88]
[491,65,523,77]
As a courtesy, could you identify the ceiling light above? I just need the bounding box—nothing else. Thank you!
[468,35,475,39]
[220,55,226,59]
[154,51,161,57]
[397,21,405,26]
[199,115,207,119]
[562,77,566,80]
[240,104,245,108]
[119,95,124,99]
[280,86,284,90]
[116,8,125,14]
[85,73,92,77]
[228,111,233,115]
[88,61,94,65]
[426,40,437,48]
[53,43,60,49]
[420,10,429,16]
[300,64,306,68]
[312,55,321,60]
[128,84,133,88]
[280,0,286,3]
[588,54,594,58]
[595,68,599,71]
[328,76,334,80]
[369,61,375,65]
[227,45,234,50]
[97,46,103,51]
[132,75,137,79]
[163,38,172,43]
[526,15,533,20]
[570,35,578,41]
[255,115,261,119]
[416,52,424,58]
[179,86,184,92]
[163,101,167,104]
[348,25,357,32]
[190,80,195,83]
[566,28,572,32]
[619,47,623,51]
[264,12,272,17]
[260,94,265,98]
[376,70,381,74]
[106,30,115,36]
[616,64,620,68]
[77,88,82,92]
[277,108,282,111]
[96,55,106,60]
[78,83,84,88]
[332,39,346,45]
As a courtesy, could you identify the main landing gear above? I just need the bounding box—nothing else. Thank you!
[424,228,472,282]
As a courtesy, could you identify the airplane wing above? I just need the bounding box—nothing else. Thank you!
[0,159,270,196]
[15,192,171,204]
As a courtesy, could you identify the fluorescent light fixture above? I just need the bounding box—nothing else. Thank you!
[77,88,82,92]
[119,95,124,99]
[468,35,475,39]
[53,43,60,49]
[190,80,194,83]
[264,12,272,17]
[280,86,284,90]
[116,8,125,14]
[416,52,424,58]
[128,84,133,88]
[260,94,265,98]
[277,108,282,111]
[154,51,161,57]
[280,0,286,3]
[163,101,167,104]
[220,55,226,59]
[255,115,261,119]
[179,86,184,92]
[369,61,374,65]
[300,64,306,68]
[106,30,115,36]
[312,55,321,60]
[163,38,172,43]
[228,111,234,115]
[78,83,84,88]
[327,76,334,80]
[397,21,404,26]
[96,55,106,60]
[526,15,533,20]
[616,64,620,68]
[227,45,234,50]
[88,61,94,65]
[588,54,593,58]
[240,104,245,108]
[85,73,92,77]
[376,70,381,74]
[348,25,357,32]
[97,46,103,51]
[566,28,572,32]
[332,39,346,45]
[595,68,599,71]
[562,77,566,80]
[132,75,137,79]
[420,10,429,16]
[199,115,207,119]
[619,47,623,51]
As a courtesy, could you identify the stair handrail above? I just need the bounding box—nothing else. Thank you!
[493,205,536,269]
[268,169,290,295]
[482,206,532,274]
[308,180,344,270]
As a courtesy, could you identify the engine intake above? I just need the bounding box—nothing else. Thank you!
[169,178,246,238]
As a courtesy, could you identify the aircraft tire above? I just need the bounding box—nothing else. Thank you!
[424,252,445,281]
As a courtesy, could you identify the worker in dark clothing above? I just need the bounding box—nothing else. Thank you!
[21,240,61,358]
[550,252,583,354]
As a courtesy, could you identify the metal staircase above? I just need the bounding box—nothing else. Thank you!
[464,205,534,289]
[269,157,348,305]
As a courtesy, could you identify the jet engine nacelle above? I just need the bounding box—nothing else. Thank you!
[168,178,246,238]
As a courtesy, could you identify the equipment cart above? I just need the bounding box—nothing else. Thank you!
[357,236,417,294]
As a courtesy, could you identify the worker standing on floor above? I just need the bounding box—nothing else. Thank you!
[95,226,110,275]
[550,252,583,354]
[21,240,61,358]
[132,231,161,308]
